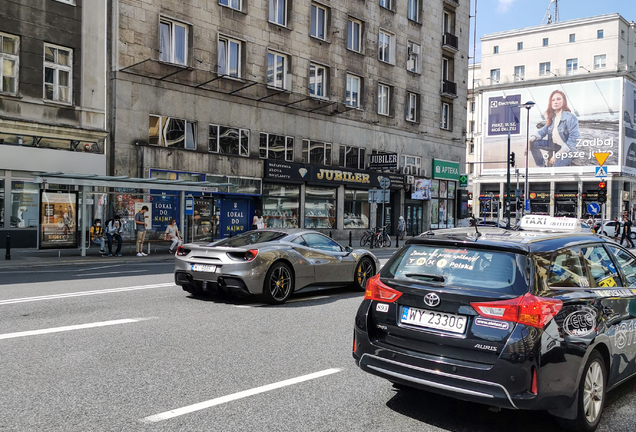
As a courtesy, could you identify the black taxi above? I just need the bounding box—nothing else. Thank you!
[353,215,636,431]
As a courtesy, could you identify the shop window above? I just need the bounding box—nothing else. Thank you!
[430,180,456,229]
[209,124,249,156]
[149,115,196,149]
[339,145,365,170]
[1,32,19,95]
[267,51,290,89]
[10,181,39,228]
[309,63,328,98]
[44,43,72,103]
[347,18,362,53]
[263,183,299,229]
[310,3,328,40]
[302,140,332,165]
[259,132,293,161]
[344,190,369,229]
[159,18,188,65]
[305,186,336,229]
[218,36,242,78]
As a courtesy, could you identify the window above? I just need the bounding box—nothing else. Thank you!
[263,184,299,229]
[443,11,454,34]
[608,246,636,287]
[493,45,499,54]
[269,0,287,26]
[566,58,578,76]
[309,63,327,98]
[597,29,604,39]
[621,30,626,39]
[406,92,418,122]
[302,140,332,165]
[542,38,549,46]
[378,30,393,64]
[514,65,525,81]
[344,190,369,229]
[219,0,241,11]
[0,33,19,94]
[469,120,475,133]
[581,246,619,287]
[43,44,72,103]
[159,18,188,65]
[406,41,421,73]
[569,33,575,43]
[259,132,293,161]
[441,101,452,130]
[347,18,362,52]
[10,181,39,228]
[489,68,500,84]
[304,189,336,230]
[267,51,290,89]
[310,4,327,40]
[539,249,587,289]
[407,0,419,22]
[377,84,390,116]
[148,115,196,149]
[346,74,361,108]
[470,101,475,112]
[379,0,391,10]
[340,145,365,169]
[209,125,249,156]
[517,42,523,50]
[400,154,421,174]
[218,36,241,78]
[594,54,607,69]
[539,61,551,76]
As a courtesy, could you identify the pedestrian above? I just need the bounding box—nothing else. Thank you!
[252,209,264,230]
[614,217,621,241]
[165,219,183,253]
[90,218,106,255]
[397,216,406,239]
[621,215,635,248]
[134,205,149,257]
[106,215,123,257]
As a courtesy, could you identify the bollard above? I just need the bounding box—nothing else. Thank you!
[370,230,374,249]
[329,231,332,238]
[5,233,10,260]
[349,231,352,248]
[395,231,399,248]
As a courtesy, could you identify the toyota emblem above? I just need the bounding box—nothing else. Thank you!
[424,293,440,308]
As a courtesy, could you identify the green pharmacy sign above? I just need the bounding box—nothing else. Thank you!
[432,159,460,181]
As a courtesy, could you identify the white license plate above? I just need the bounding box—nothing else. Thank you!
[401,306,467,334]
[191,264,217,273]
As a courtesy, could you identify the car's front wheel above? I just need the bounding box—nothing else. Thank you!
[261,262,294,305]
[353,257,375,291]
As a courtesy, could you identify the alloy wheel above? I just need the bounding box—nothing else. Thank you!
[269,265,292,301]
[356,259,374,290]
[583,361,604,424]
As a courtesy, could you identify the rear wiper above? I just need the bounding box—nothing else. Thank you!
[405,273,445,282]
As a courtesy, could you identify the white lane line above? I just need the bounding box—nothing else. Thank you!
[0,283,174,306]
[141,368,343,423]
[74,270,148,277]
[76,264,124,272]
[287,295,330,303]
[0,318,145,340]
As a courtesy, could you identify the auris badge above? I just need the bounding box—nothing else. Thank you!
[424,293,440,308]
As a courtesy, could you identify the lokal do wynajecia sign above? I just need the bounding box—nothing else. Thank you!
[264,160,405,189]
[481,77,622,175]
[432,159,460,181]
[623,79,636,175]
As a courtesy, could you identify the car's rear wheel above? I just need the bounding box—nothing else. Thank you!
[353,257,375,291]
[261,262,294,305]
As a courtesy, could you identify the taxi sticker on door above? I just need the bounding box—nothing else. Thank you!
[598,277,618,288]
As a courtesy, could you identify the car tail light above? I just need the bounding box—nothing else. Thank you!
[470,293,562,329]
[353,335,357,353]
[176,246,189,257]
[245,249,259,261]
[364,274,402,303]
[531,368,538,394]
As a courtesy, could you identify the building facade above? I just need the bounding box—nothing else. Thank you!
[468,14,636,222]
[0,0,108,247]
[108,0,470,241]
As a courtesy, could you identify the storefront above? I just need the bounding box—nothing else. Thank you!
[554,192,578,218]
[262,183,300,229]
[430,159,459,229]
[344,190,370,229]
[405,178,430,235]
[529,191,550,215]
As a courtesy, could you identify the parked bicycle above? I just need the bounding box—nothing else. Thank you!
[373,225,391,248]
[359,228,375,247]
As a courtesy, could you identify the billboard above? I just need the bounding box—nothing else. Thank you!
[623,79,636,175]
[482,78,622,174]
[39,191,78,249]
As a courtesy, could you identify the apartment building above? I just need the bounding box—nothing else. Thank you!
[468,13,636,221]
[108,0,470,240]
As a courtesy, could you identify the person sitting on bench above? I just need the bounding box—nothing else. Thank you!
[165,219,183,253]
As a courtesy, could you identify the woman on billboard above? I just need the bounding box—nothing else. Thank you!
[527,90,580,167]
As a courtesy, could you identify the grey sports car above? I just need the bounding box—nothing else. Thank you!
[174,229,380,304]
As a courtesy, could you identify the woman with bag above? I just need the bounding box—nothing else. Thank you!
[252,210,264,230]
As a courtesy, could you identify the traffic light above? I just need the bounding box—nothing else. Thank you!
[598,182,607,203]
[516,201,523,210]
[509,152,516,167]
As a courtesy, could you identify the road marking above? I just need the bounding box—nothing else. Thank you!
[0,318,145,340]
[141,368,343,423]
[74,270,148,277]
[0,283,174,306]
[287,295,330,303]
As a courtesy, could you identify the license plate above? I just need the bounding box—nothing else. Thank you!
[401,306,467,334]
[191,264,217,273]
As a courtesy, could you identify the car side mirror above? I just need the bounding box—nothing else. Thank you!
[345,246,353,253]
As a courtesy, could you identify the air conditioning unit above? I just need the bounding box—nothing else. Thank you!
[406,175,415,185]
[415,167,422,176]
[402,166,411,175]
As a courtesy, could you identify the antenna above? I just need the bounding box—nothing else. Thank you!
[541,0,559,25]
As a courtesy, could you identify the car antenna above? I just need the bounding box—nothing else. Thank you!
[470,215,481,238]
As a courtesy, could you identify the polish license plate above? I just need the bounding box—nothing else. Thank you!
[401,306,467,334]
[191,264,217,273]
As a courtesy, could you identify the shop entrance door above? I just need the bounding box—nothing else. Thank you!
[405,203,423,236]
[187,197,219,243]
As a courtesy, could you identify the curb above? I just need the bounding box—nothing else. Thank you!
[0,257,175,270]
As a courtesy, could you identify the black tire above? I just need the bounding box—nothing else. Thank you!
[353,257,375,291]
[360,233,369,247]
[557,350,606,432]
[383,235,392,248]
[261,262,294,305]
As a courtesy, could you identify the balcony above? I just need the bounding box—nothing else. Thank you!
[442,32,459,52]
[441,80,457,97]
[443,0,459,7]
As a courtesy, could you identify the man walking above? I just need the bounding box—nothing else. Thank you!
[135,205,149,257]
[621,215,635,248]
[614,217,621,242]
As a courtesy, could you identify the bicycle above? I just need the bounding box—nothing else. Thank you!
[373,225,391,248]
[360,229,375,247]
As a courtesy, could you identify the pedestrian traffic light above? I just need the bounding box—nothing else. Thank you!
[598,182,607,203]
[517,201,523,210]
[509,152,516,167]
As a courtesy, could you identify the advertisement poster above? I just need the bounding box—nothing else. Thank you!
[482,77,622,174]
[152,196,178,233]
[411,178,431,200]
[39,190,78,249]
[623,79,636,175]
[222,199,249,238]
[430,180,439,198]
[439,181,448,199]
[448,182,456,199]
[431,200,439,229]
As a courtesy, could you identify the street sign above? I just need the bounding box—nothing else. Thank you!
[594,152,611,166]
[587,202,601,215]
[379,177,391,190]
[185,198,194,215]
[525,199,530,212]
[459,174,468,188]
[595,166,608,178]
[368,189,390,204]
[514,188,523,198]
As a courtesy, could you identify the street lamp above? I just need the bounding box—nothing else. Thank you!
[523,101,536,215]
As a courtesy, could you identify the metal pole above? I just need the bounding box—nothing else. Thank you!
[506,108,512,228]
[5,234,10,260]
[180,191,185,243]
[80,186,87,257]
[516,169,520,220]
[524,105,532,216]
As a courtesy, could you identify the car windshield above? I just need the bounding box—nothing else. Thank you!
[210,231,286,247]
[382,245,519,290]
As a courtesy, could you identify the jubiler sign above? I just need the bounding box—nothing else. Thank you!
[369,153,398,169]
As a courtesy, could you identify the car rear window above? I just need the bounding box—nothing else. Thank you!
[382,245,519,290]
[211,231,286,247]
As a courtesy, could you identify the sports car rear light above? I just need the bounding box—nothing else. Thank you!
[471,293,562,329]
[245,249,259,261]
[176,246,189,257]
[364,274,402,303]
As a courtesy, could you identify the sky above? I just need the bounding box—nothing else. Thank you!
[470,0,636,62]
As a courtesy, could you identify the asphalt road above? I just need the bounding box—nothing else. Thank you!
[1,259,636,432]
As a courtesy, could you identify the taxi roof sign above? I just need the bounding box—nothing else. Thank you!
[520,215,582,232]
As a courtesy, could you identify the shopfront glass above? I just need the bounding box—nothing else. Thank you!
[305,186,336,229]
[11,181,39,228]
[344,190,369,229]
[190,197,219,242]
[405,201,423,236]
[263,184,300,229]
[430,180,456,229]
[0,179,4,227]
